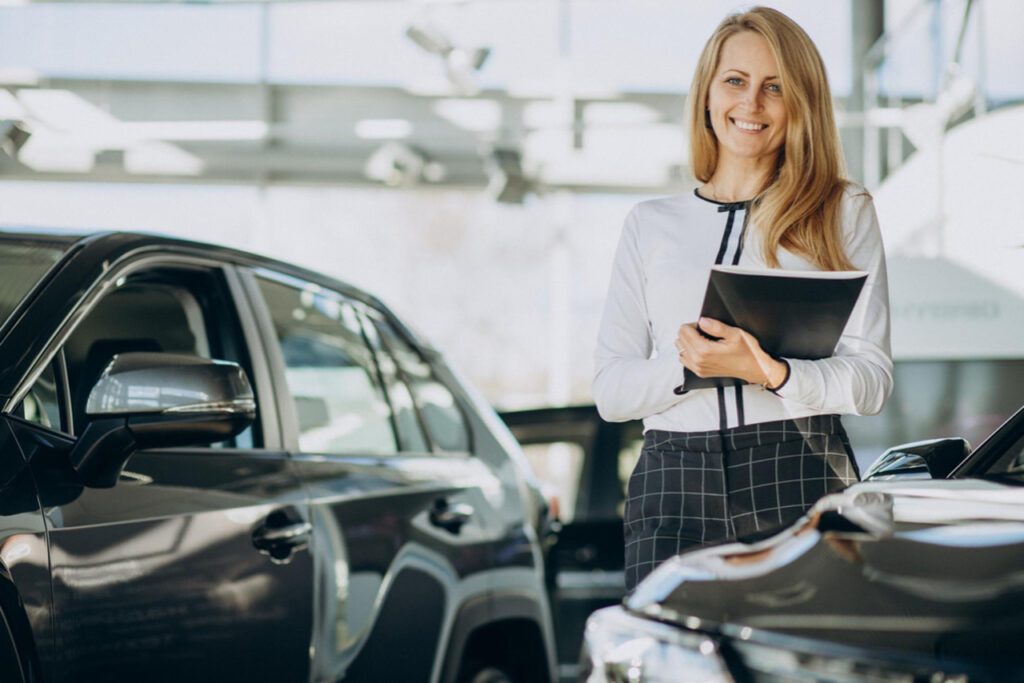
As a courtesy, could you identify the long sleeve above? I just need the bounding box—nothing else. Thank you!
[773,191,893,415]
[593,206,685,422]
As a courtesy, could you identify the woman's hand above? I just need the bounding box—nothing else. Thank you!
[675,317,787,388]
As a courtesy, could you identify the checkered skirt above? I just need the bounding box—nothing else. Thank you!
[624,414,859,589]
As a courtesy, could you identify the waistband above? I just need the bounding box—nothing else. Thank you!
[643,414,845,453]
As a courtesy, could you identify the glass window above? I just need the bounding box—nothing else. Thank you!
[844,359,1024,474]
[358,314,429,453]
[979,419,1024,481]
[522,441,584,523]
[616,434,644,518]
[51,268,260,448]
[369,314,470,453]
[0,240,66,329]
[256,275,397,455]
[19,361,61,430]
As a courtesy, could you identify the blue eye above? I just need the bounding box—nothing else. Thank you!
[766,83,782,94]
[726,77,743,86]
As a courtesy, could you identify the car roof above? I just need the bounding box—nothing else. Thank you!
[0,225,385,311]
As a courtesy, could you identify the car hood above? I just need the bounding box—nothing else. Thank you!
[626,479,1024,663]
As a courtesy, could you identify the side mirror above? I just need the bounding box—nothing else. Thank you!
[70,352,256,488]
[863,437,971,481]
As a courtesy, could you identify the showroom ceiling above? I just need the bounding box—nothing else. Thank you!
[0,0,863,199]
[0,77,690,196]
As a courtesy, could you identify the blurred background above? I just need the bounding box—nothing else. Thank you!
[0,0,1022,481]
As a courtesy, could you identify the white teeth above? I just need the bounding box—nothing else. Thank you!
[734,120,767,131]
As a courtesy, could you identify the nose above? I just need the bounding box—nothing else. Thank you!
[743,87,764,111]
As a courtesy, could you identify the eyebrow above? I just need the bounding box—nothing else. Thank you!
[720,69,780,80]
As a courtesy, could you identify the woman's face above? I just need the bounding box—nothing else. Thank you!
[706,31,788,169]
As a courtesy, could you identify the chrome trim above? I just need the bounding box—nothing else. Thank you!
[164,399,257,415]
[5,250,237,416]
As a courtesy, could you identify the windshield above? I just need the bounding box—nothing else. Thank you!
[981,425,1024,485]
[0,239,68,328]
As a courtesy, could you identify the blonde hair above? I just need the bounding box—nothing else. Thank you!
[687,6,856,271]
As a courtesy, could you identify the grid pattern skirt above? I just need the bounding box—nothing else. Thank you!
[624,414,859,590]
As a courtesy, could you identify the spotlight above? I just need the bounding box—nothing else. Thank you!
[406,21,490,96]
[485,148,532,204]
[0,119,31,158]
[364,142,445,187]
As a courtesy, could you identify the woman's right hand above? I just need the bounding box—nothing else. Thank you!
[675,318,787,388]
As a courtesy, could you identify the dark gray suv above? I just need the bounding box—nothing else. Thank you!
[0,228,556,683]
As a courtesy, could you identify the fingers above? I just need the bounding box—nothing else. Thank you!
[676,323,706,352]
[697,317,736,339]
[675,319,759,380]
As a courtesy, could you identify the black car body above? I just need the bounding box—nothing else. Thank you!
[0,228,556,683]
[580,405,1024,682]
[500,406,641,683]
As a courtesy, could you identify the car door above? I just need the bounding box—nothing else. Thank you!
[500,406,642,683]
[242,268,520,683]
[8,258,314,682]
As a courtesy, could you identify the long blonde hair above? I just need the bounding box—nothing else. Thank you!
[687,6,856,271]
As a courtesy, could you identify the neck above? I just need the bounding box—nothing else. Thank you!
[704,156,778,202]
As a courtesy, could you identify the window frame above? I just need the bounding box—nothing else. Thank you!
[8,254,280,450]
[361,309,473,455]
[241,266,473,458]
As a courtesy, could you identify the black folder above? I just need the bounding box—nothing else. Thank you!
[679,265,868,391]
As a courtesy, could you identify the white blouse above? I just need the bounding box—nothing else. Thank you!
[593,184,893,433]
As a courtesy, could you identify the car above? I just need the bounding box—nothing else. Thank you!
[499,406,642,683]
[580,403,1024,682]
[0,228,557,683]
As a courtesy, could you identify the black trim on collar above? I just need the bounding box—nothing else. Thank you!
[693,188,753,212]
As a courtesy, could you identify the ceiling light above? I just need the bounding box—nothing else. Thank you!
[527,125,684,188]
[124,142,204,176]
[0,69,39,87]
[16,89,121,134]
[355,119,413,140]
[485,148,532,204]
[0,119,31,157]
[121,121,269,142]
[16,135,95,173]
[406,22,454,57]
[433,99,501,133]
[406,20,490,96]
[584,102,661,127]
[523,101,573,130]
[364,142,444,187]
[0,90,26,119]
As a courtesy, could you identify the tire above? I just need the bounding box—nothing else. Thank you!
[463,664,515,683]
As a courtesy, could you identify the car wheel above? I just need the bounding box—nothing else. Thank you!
[462,664,515,683]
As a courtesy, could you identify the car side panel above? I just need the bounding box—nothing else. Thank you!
[292,452,535,682]
[0,418,51,683]
[9,417,314,683]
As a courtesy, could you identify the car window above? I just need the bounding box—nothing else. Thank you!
[982,428,1024,481]
[617,436,644,517]
[358,313,430,452]
[367,313,470,453]
[522,441,585,522]
[19,360,61,429]
[255,274,398,455]
[0,239,67,329]
[18,266,260,448]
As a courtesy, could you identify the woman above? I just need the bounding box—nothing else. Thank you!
[593,7,892,590]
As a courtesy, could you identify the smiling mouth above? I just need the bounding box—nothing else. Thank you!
[731,118,768,131]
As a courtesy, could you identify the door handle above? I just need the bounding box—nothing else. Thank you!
[253,508,312,563]
[429,499,474,534]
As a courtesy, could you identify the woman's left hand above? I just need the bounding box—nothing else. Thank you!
[675,317,783,386]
